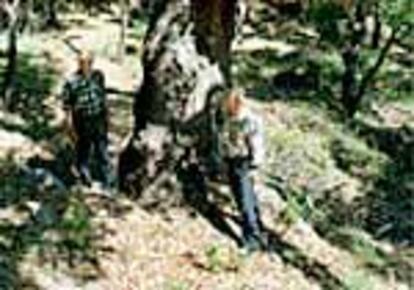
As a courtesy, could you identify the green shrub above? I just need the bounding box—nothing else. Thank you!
[330,134,388,180]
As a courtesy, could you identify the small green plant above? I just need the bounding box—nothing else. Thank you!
[353,241,386,268]
[130,18,147,39]
[344,270,374,290]
[165,280,188,290]
[59,197,93,259]
[279,193,302,226]
[280,185,322,226]
[205,244,224,273]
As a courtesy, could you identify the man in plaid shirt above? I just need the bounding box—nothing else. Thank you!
[62,51,114,190]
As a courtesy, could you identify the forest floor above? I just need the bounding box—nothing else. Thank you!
[0,10,413,290]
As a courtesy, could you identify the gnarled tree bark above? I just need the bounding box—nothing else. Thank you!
[118,0,237,205]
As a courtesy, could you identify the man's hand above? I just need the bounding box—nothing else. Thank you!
[248,168,261,186]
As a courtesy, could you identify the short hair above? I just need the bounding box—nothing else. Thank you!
[224,87,246,114]
[228,87,245,100]
[77,50,94,64]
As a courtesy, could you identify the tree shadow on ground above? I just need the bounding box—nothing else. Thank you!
[233,48,341,114]
[350,121,414,246]
[0,157,133,289]
[0,52,58,141]
[176,161,348,290]
[0,50,78,190]
[233,49,301,94]
[266,172,414,287]
[176,162,243,247]
[0,51,134,289]
[220,209,346,289]
[264,229,344,289]
[0,160,81,289]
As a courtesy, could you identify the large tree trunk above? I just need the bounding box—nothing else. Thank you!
[118,0,236,203]
[192,0,236,82]
[371,2,381,49]
[341,42,360,118]
[340,2,365,118]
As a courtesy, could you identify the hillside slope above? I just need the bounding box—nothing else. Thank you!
[0,12,413,290]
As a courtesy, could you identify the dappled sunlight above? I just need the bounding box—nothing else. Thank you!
[0,0,412,289]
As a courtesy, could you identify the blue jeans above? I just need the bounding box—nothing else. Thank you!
[227,157,261,242]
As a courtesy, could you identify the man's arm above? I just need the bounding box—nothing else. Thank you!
[246,114,265,184]
[247,114,265,168]
[95,70,111,130]
[61,80,78,143]
[61,80,73,111]
[64,109,78,144]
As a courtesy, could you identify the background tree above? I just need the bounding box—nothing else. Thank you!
[1,0,23,108]
[308,0,413,117]
[41,0,60,28]
[117,0,129,60]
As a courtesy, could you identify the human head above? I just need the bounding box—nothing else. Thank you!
[77,50,94,75]
[224,88,245,117]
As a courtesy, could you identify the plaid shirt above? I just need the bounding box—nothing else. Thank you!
[220,108,265,167]
[62,70,107,117]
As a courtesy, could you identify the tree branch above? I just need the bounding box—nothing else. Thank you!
[2,0,21,23]
[357,26,401,100]
[2,2,13,17]
[62,37,82,55]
